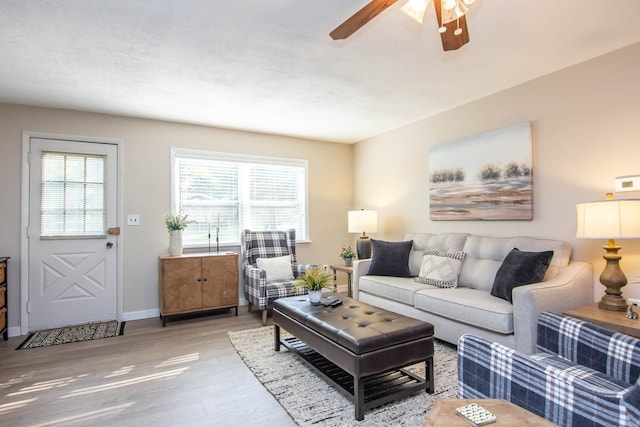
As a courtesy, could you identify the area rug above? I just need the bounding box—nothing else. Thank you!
[16,320,125,350]
[228,326,458,426]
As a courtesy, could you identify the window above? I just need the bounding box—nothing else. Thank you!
[171,149,308,246]
[40,152,106,238]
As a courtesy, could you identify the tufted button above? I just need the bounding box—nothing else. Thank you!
[343,315,352,320]
[358,322,370,327]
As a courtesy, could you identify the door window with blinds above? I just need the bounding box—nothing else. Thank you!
[40,152,106,238]
[172,149,308,246]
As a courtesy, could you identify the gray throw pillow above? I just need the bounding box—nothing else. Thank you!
[490,248,554,303]
[368,239,413,277]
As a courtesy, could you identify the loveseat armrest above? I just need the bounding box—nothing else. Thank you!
[512,261,593,354]
[352,259,371,300]
[537,312,640,384]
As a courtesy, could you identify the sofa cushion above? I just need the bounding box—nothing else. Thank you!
[256,255,294,282]
[490,248,554,303]
[368,239,413,277]
[405,233,468,276]
[415,249,466,288]
[359,276,433,306]
[459,235,572,291]
[414,287,514,334]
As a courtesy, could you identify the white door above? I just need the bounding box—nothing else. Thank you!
[28,138,118,330]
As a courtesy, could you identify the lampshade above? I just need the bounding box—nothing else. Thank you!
[348,210,378,234]
[401,0,431,24]
[576,200,640,239]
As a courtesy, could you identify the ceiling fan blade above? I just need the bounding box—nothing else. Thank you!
[330,0,398,40]
[433,0,470,51]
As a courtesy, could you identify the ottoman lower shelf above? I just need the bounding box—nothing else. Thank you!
[280,336,428,412]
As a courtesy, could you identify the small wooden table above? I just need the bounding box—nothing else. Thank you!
[424,399,556,426]
[330,264,353,297]
[564,303,640,338]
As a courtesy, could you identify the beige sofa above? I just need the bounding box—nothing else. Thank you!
[353,233,593,354]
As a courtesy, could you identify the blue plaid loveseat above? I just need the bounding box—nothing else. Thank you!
[458,312,640,427]
[240,229,313,325]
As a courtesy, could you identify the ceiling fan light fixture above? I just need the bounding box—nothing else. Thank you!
[401,0,431,24]
[462,0,476,4]
[442,0,458,10]
[440,0,468,25]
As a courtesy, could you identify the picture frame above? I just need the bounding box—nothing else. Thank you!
[429,122,533,221]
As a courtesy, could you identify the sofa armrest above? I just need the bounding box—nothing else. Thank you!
[512,261,593,354]
[352,259,371,300]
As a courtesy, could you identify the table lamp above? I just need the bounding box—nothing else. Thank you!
[576,194,640,311]
[348,209,378,259]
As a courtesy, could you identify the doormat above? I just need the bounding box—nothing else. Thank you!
[16,320,125,350]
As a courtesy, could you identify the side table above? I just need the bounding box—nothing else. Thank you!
[564,303,640,338]
[424,399,556,426]
[330,264,353,298]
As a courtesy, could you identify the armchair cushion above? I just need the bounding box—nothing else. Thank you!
[256,255,294,282]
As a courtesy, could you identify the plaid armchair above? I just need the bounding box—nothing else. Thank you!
[458,312,640,427]
[240,229,313,325]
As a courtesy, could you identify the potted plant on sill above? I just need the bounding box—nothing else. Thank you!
[164,212,193,256]
[294,267,333,304]
[339,244,355,266]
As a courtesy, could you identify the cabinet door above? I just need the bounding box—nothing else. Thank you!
[161,257,203,314]
[202,255,238,308]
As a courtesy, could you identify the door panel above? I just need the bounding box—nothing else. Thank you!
[28,138,118,330]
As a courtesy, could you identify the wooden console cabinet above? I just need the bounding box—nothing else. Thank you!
[0,257,9,340]
[159,252,238,326]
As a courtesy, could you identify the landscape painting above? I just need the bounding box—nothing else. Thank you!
[429,122,533,221]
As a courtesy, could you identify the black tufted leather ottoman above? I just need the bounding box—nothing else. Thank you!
[273,293,434,421]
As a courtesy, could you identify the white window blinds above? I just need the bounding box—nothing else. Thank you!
[172,149,308,246]
[40,152,106,238]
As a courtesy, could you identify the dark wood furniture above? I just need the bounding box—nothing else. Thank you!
[424,399,557,426]
[0,257,9,340]
[564,303,640,338]
[273,293,434,421]
[159,252,238,326]
[330,264,353,297]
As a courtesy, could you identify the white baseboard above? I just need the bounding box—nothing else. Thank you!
[7,326,21,338]
[121,308,160,322]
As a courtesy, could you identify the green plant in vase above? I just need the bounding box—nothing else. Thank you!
[294,267,333,304]
[164,212,193,256]
[339,244,354,266]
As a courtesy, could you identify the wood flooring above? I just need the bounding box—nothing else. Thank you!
[0,308,296,427]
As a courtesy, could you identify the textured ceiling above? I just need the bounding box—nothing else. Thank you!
[1,1,640,143]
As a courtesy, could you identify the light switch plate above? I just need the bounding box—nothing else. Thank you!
[127,214,140,226]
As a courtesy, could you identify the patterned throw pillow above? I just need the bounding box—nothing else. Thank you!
[414,249,466,288]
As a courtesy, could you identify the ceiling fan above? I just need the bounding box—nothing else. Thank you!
[330,0,474,51]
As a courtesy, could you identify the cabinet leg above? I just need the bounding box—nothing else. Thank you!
[234,306,238,316]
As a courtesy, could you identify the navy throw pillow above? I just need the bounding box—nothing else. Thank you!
[368,239,413,277]
[490,248,554,303]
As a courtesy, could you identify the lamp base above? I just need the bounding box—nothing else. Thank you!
[356,236,372,260]
[597,243,628,312]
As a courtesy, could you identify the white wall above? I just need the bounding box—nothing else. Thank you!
[0,105,353,334]
[353,42,640,302]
